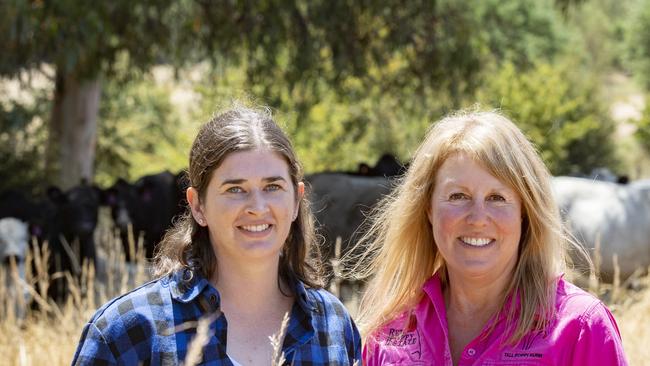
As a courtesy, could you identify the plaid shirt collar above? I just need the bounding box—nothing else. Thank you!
[166,268,319,313]
[164,268,319,354]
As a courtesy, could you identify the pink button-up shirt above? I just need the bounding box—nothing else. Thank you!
[363,275,627,365]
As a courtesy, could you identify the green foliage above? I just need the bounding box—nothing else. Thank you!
[0,0,638,185]
[95,71,186,186]
[566,0,631,72]
[476,62,620,175]
[193,65,448,173]
[0,75,52,193]
[635,96,650,154]
[0,0,187,79]
[625,0,650,89]
[477,0,567,69]
[185,0,571,173]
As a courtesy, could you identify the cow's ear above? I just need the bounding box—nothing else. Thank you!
[358,162,371,175]
[137,180,155,202]
[46,186,66,204]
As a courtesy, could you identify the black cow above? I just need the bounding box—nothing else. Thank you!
[103,171,187,260]
[1,184,101,303]
[0,190,48,242]
[356,153,407,177]
[45,184,100,302]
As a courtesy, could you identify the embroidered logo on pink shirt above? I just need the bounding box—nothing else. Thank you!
[383,327,423,360]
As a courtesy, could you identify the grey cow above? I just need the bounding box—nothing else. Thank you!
[306,173,393,281]
[552,176,650,281]
[0,217,30,318]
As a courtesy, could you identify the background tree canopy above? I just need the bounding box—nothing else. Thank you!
[1,0,649,193]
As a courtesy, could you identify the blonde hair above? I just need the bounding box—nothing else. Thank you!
[352,109,572,345]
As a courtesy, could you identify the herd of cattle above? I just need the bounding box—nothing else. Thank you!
[1,154,648,313]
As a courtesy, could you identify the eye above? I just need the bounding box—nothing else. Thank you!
[226,186,244,193]
[449,192,468,201]
[265,183,282,192]
[487,194,506,202]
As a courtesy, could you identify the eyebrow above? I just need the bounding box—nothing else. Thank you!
[220,176,287,186]
[440,180,513,193]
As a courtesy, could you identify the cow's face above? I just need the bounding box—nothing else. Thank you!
[102,179,137,232]
[427,152,522,283]
[187,149,303,269]
[50,185,99,238]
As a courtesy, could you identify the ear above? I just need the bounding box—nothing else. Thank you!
[426,202,433,224]
[187,187,207,226]
[293,182,305,221]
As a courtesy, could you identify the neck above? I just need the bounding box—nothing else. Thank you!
[444,270,513,320]
[211,256,292,315]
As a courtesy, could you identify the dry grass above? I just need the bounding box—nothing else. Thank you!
[1,214,649,365]
[0,210,152,365]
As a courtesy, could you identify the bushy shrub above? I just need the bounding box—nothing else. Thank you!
[476,61,620,175]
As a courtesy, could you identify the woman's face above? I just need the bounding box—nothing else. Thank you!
[428,152,522,283]
[189,148,303,264]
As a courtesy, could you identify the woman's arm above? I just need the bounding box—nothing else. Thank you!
[71,322,118,366]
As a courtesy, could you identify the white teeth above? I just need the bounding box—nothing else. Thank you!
[241,224,270,232]
[460,237,492,247]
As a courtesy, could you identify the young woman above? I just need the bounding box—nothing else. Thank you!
[73,105,361,365]
[356,110,627,365]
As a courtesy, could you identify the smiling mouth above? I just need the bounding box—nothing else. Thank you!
[459,236,494,247]
[240,224,271,232]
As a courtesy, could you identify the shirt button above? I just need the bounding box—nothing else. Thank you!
[467,348,476,357]
[210,294,217,304]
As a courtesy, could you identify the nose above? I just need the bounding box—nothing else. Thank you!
[245,190,270,215]
[466,200,489,226]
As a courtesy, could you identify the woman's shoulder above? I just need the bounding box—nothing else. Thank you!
[73,276,175,365]
[553,276,622,336]
[302,286,353,317]
[297,285,362,361]
[549,277,627,364]
[87,276,171,333]
[555,277,608,316]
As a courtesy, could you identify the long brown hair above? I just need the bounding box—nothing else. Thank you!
[153,104,323,289]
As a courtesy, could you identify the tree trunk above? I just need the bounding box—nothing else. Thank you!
[48,69,101,190]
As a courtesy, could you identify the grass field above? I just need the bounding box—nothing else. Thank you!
[1,215,649,366]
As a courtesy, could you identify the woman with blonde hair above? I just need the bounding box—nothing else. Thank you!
[73,105,361,365]
[356,110,627,365]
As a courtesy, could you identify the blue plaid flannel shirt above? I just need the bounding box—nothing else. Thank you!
[72,269,361,365]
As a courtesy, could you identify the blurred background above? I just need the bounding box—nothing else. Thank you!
[2,0,650,364]
[1,0,650,192]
